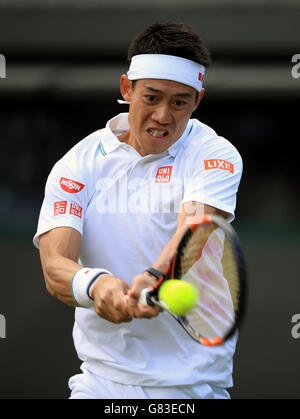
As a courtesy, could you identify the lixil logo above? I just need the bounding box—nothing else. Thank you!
[204,159,234,174]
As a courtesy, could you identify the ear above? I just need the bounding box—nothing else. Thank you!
[120,74,132,103]
[193,88,205,112]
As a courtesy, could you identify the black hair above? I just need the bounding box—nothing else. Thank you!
[127,21,211,68]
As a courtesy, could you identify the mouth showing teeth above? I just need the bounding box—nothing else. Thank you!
[147,128,168,138]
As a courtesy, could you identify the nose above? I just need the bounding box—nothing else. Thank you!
[152,104,172,125]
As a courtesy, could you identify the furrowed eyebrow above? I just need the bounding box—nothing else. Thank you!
[144,86,162,93]
[144,86,192,98]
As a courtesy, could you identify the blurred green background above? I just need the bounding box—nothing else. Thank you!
[0,0,300,399]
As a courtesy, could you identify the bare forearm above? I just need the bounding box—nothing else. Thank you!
[153,203,228,272]
[41,254,82,306]
[39,228,83,306]
[153,224,188,272]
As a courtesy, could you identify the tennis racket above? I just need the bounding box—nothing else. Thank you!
[140,214,247,346]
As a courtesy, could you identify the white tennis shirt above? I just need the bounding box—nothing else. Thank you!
[34,112,243,388]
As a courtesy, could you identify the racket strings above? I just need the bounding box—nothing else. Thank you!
[177,222,240,340]
[178,223,216,277]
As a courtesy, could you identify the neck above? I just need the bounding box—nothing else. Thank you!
[118,130,146,156]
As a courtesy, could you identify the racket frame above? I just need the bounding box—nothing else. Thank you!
[144,214,247,346]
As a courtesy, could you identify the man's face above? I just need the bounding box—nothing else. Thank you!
[120,77,204,156]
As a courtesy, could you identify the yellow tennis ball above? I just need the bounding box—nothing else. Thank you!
[158,280,198,316]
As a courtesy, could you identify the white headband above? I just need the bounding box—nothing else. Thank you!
[118,54,205,104]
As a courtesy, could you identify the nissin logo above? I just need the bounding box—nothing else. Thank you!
[60,178,85,193]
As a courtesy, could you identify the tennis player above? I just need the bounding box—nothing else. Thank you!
[34,22,243,399]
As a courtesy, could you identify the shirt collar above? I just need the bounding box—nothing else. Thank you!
[99,113,193,157]
[99,113,129,155]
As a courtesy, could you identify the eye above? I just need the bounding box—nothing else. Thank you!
[174,100,187,107]
[145,95,157,103]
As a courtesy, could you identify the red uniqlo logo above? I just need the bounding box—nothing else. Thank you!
[155,166,173,183]
[198,73,204,82]
[204,159,234,174]
[54,201,67,216]
[69,203,83,219]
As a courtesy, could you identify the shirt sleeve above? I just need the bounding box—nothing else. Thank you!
[181,136,243,222]
[33,148,91,249]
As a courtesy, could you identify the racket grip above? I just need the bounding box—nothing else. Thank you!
[139,288,153,306]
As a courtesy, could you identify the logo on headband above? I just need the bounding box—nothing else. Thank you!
[198,73,204,82]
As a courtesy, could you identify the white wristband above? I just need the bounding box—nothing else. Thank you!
[71,268,113,308]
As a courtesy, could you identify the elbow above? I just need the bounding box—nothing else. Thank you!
[44,277,57,298]
[44,273,57,298]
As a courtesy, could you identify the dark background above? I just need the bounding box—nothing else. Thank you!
[0,0,300,399]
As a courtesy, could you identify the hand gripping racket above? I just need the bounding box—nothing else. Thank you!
[139,214,247,346]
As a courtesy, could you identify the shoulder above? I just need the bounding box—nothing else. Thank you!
[45,128,106,196]
[50,128,105,178]
[186,119,243,169]
[59,129,104,169]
